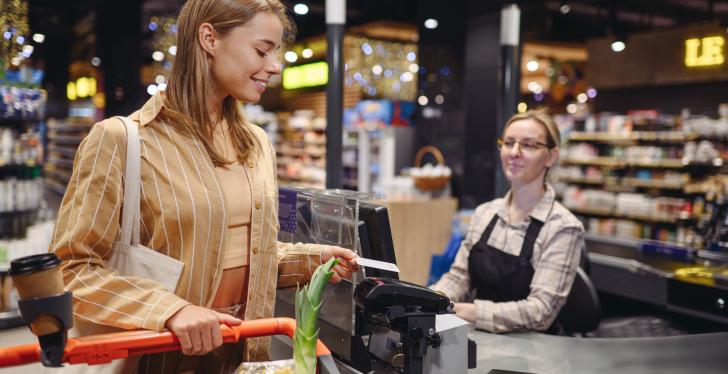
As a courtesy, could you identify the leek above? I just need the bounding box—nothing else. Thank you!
[293,257,339,374]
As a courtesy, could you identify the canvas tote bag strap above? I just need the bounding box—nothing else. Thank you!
[115,116,141,246]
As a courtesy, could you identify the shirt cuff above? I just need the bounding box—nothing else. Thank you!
[143,293,191,331]
[473,299,494,332]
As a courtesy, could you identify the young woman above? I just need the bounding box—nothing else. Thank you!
[431,111,584,333]
[50,0,357,371]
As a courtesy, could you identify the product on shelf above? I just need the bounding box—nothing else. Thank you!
[555,106,728,248]
[0,86,46,121]
[275,111,326,189]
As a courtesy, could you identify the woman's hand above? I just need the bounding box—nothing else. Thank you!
[321,246,359,283]
[165,304,242,355]
[453,302,476,323]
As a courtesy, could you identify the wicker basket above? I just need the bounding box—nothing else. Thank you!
[412,146,451,191]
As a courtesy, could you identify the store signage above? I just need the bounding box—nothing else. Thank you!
[282,61,328,89]
[67,77,97,100]
[684,36,724,67]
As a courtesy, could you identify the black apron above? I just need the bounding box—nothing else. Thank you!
[468,214,544,302]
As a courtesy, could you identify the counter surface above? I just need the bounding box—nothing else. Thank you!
[469,329,728,374]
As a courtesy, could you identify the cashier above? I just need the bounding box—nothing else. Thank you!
[431,111,584,333]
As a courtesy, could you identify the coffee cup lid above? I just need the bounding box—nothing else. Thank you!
[9,253,62,276]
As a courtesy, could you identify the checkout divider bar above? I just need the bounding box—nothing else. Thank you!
[0,317,331,368]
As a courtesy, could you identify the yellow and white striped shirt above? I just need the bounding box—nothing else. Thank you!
[50,93,324,368]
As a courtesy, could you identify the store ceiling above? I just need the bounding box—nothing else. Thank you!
[287,0,728,42]
[27,0,728,45]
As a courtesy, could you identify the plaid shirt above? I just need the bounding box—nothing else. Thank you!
[431,185,584,333]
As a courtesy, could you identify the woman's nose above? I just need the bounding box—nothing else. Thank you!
[509,142,523,156]
[267,55,282,75]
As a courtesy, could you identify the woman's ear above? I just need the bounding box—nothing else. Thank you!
[198,22,216,56]
[546,147,560,168]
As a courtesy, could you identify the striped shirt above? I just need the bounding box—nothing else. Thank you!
[431,185,584,333]
[50,93,325,368]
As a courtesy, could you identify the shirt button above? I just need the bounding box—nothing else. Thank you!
[252,246,259,254]
[255,202,261,210]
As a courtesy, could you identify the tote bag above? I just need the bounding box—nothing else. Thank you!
[45,116,184,374]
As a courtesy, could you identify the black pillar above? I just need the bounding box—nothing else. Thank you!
[33,4,71,120]
[325,0,345,189]
[462,12,500,207]
[97,0,143,117]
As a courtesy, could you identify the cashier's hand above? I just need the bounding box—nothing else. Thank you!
[453,302,476,323]
[165,304,242,355]
[321,246,359,283]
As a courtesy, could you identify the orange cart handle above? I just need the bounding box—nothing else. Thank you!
[0,317,330,367]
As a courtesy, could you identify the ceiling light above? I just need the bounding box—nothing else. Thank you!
[32,33,45,43]
[526,60,539,72]
[424,19,438,29]
[284,51,298,63]
[372,65,382,75]
[91,57,101,67]
[566,103,578,114]
[560,4,571,14]
[435,95,445,104]
[293,3,309,15]
[577,93,588,103]
[152,51,165,61]
[611,40,626,52]
[418,95,429,106]
[518,102,528,113]
[301,48,313,58]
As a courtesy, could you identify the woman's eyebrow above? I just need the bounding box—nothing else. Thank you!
[256,39,279,50]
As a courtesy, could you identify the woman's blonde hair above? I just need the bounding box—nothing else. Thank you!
[162,0,294,166]
[503,110,561,149]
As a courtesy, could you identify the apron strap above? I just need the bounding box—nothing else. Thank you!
[519,218,544,260]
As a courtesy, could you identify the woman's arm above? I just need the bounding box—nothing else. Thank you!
[50,119,189,332]
[472,225,584,333]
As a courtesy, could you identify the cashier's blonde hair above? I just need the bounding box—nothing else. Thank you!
[163,0,294,166]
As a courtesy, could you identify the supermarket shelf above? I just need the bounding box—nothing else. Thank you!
[562,157,625,167]
[557,176,612,185]
[621,178,684,190]
[44,168,73,183]
[48,145,79,158]
[568,131,688,144]
[44,178,67,195]
[562,157,720,169]
[568,206,688,224]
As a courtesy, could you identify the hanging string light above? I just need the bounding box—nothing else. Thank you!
[0,0,31,66]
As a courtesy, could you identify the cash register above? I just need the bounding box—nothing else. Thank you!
[272,188,475,373]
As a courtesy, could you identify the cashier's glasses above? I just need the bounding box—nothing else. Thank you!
[497,138,551,153]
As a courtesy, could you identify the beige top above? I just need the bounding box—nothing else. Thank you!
[212,121,252,269]
[51,93,325,366]
[431,185,585,333]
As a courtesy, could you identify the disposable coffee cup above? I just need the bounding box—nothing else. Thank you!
[9,253,65,335]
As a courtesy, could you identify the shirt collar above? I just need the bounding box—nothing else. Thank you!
[132,93,165,127]
[496,184,556,223]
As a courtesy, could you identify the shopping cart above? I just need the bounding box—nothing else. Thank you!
[0,317,339,373]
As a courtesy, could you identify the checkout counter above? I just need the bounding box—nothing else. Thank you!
[1,187,728,373]
[270,188,728,373]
